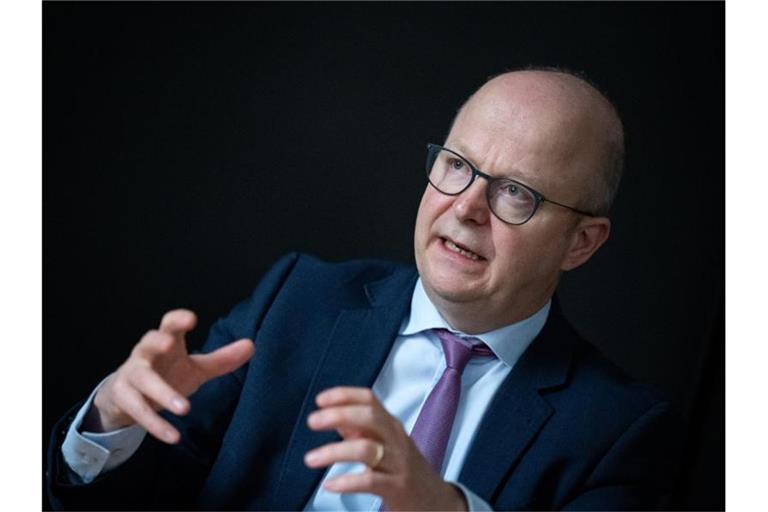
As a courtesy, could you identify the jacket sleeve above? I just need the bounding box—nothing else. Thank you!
[46,253,301,510]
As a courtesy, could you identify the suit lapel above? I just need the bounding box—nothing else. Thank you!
[458,300,575,502]
[270,266,417,510]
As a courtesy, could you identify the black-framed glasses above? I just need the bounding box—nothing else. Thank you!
[425,143,597,225]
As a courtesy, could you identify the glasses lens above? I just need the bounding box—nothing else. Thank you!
[426,146,473,194]
[488,179,538,224]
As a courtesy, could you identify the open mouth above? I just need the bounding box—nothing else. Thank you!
[442,237,485,261]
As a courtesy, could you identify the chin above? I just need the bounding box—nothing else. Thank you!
[421,267,489,305]
[417,242,484,297]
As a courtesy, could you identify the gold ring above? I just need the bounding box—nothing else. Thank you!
[370,442,384,468]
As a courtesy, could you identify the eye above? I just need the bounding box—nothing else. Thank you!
[502,183,520,196]
[448,158,466,171]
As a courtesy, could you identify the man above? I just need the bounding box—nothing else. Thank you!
[47,69,675,510]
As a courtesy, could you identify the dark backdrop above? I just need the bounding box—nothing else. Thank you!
[43,2,724,510]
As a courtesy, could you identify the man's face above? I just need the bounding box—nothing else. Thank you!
[413,75,603,330]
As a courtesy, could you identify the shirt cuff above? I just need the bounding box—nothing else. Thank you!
[61,376,147,483]
[450,480,493,511]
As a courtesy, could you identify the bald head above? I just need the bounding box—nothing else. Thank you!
[452,70,624,216]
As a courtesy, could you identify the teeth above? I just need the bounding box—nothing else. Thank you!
[445,239,481,261]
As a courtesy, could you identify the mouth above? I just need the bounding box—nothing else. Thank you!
[441,237,486,262]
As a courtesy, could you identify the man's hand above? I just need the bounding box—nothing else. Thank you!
[304,386,467,511]
[86,309,254,444]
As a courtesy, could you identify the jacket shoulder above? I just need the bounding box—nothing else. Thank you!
[280,252,414,300]
[567,336,668,411]
[289,252,413,280]
[210,253,414,341]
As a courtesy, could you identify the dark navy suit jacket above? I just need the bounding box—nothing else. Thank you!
[47,252,677,510]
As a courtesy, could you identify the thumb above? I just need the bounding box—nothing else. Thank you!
[191,338,255,380]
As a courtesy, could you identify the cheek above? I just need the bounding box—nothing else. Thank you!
[413,194,430,244]
[413,192,434,262]
[489,224,568,280]
[415,189,449,238]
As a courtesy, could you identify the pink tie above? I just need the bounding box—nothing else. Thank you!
[409,328,495,473]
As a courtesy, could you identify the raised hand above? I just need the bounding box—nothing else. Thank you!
[86,309,254,444]
[304,386,467,511]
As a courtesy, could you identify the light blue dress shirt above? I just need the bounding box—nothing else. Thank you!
[63,278,550,510]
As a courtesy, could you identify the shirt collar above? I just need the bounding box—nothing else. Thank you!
[400,278,551,369]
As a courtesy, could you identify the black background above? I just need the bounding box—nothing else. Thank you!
[43,2,724,509]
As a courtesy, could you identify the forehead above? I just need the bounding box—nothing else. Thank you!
[444,81,600,189]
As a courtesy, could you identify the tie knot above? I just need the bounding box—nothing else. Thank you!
[432,328,494,372]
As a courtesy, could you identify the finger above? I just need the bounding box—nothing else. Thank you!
[112,379,181,444]
[159,309,197,337]
[323,469,389,495]
[337,427,366,440]
[133,329,176,358]
[128,366,190,415]
[307,405,388,440]
[304,439,383,469]
[190,338,255,379]
[316,386,378,408]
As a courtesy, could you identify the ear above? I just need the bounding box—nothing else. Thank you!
[560,216,611,271]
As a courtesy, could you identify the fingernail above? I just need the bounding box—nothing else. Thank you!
[324,479,340,491]
[304,451,318,465]
[172,398,186,413]
[165,430,177,442]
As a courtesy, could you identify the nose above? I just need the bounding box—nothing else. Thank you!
[452,178,490,225]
